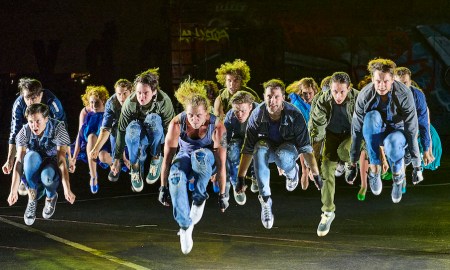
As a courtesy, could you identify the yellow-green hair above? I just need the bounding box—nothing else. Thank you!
[81,85,110,107]
[215,59,251,87]
[286,81,300,94]
[175,79,210,110]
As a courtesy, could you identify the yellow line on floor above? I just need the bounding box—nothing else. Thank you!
[0,217,151,270]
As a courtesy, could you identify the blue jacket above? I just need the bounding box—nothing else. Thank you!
[242,101,312,155]
[9,89,67,144]
[410,86,430,152]
[289,93,311,123]
[101,93,121,136]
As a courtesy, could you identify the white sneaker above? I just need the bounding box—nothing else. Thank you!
[179,224,194,254]
[18,181,28,196]
[250,177,259,193]
[233,188,247,205]
[317,212,335,237]
[258,195,274,229]
[285,164,299,192]
[190,200,206,225]
[335,161,345,177]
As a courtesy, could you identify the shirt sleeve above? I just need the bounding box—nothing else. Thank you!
[54,122,71,146]
[350,89,367,163]
[101,98,115,132]
[159,95,176,134]
[224,110,233,142]
[241,109,259,155]
[9,98,23,144]
[414,89,431,152]
[15,126,29,147]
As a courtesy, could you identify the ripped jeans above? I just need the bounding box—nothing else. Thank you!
[23,151,60,198]
[168,148,216,229]
[227,139,255,186]
[253,140,299,197]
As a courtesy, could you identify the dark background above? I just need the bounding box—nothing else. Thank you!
[1,0,450,143]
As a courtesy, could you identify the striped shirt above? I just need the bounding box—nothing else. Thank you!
[16,118,71,158]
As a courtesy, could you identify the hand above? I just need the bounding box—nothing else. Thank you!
[345,163,358,185]
[123,157,131,170]
[422,149,435,166]
[381,160,389,174]
[218,193,229,212]
[235,176,247,193]
[68,158,76,173]
[7,192,18,206]
[277,166,284,176]
[111,159,121,176]
[412,166,424,185]
[158,186,170,206]
[64,190,76,204]
[312,174,323,190]
[89,148,99,160]
[2,160,13,174]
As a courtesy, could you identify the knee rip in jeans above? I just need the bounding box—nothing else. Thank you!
[170,171,181,185]
[194,151,207,165]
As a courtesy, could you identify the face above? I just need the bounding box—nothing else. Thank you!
[331,82,351,104]
[225,74,242,95]
[300,85,315,104]
[232,102,253,123]
[23,90,43,106]
[264,87,284,115]
[372,70,394,96]
[27,113,48,136]
[186,104,208,129]
[135,83,156,106]
[394,74,411,88]
[115,86,131,105]
[89,95,105,113]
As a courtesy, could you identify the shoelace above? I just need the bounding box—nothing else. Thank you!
[26,200,37,216]
[320,213,330,225]
[262,202,272,221]
[44,199,55,213]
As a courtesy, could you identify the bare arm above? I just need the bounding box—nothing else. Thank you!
[213,96,224,120]
[72,108,88,161]
[160,116,180,187]
[89,128,111,160]
[58,145,76,204]
[212,121,227,194]
[302,152,319,175]
[2,144,17,174]
[7,146,26,206]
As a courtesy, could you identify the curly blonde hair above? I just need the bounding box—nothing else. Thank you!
[175,79,210,110]
[81,85,110,107]
[298,77,320,94]
[215,59,251,87]
[286,81,300,94]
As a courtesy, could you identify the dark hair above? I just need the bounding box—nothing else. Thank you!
[394,67,412,77]
[367,58,396,76]
[18,77,43,96]
[263,79,285,94]
[230,91,255,105]
[330,72,352,88]
[25,103,49,118]
[320,76,332,91]
[134,68,160,91]
[114,78,133,91]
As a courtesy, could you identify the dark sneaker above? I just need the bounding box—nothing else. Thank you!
[368,167,382,195]
[178,224,194,255]
[190,200,206,225]
[258,195,274,229]
[317,212,335,237]
[108,170,120,182]
[24,191,37,226]
[146,156,162,184]
[285,164,299,192]
[130,166,143,192]
[335,161,345,177]
[42,193,58,219]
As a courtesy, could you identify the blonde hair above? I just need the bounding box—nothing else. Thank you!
[81,85,110,107]
[298,77,320,94]
[367,58,396,76]
[286,81,300,94]
[215,59,251,87]
[175,79,210,110]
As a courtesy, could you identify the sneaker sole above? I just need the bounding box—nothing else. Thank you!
[146,177,159,184]
[24,216,36,226]
[131,184,144,192]
[317,215,335,237]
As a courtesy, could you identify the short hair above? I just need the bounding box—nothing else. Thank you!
[134,68,160,91]
[81,85,110,107]
[175,79,210,110]
[216,59,251,87]
[367,58,396,76]
[357,75,372,90]
[330,72,352,88]
[230,91,255,105]
[394,67,412,77]
[25,103,49,118]
[320,76,332,91]
[114,78,133,91]
[18,77,43,96]
[263,79,285,94]
[298,77,320,94]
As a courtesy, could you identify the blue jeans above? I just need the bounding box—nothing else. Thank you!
[23,151,60,198]
[363,110,406,174]
[227,139,255,186]
[253,140,299,197]
[169,148,216,229]
[125,113,164,165]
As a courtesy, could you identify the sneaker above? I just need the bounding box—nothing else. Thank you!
[317,212,335,237]
[233,186,247,205]
[344,163,358,184]
[357,187,367,201]
[190,200,206,225]
[335,161,345,177]
[146,156,162,184]
[285,164,299,192]
[250,177,259,193]
[368,167,382,195]
[108,170,119,182]
[179,224,194,255]
[391,174,404,203]
[24,191,37,226]
[18,181,28,196]
[402,179,407,194]
[42,193,58,219]
[258,195,274,229]
[130,167,143,192]
[90,177,99,194]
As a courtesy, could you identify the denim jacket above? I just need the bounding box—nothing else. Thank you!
[350,80,420,167]
[101,94,121,136]
[410,86,430,152]
[242,101,312,155]
[9,89,67,144]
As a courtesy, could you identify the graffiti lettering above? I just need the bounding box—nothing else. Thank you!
[179,27,229,43]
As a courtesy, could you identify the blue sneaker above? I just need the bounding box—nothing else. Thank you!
[146,156,162,184]
[368,166,382,195]
[392,173,405,203]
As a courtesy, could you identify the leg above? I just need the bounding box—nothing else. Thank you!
[87,134,99,193]
[168,153,192,229]
[358,151,369,201]
[40,162,60,219]
[383,131,407,203]
[144,113,165,183]
[362,110,385,171]
[273,143,299,192]
[126,120,147,191]
[253,140,272,197]
[23,151,43,225]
